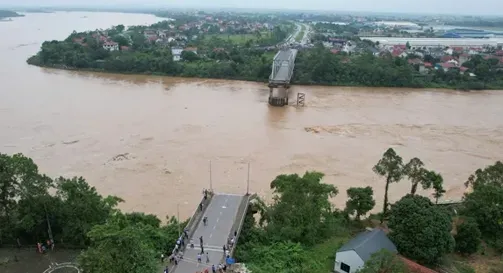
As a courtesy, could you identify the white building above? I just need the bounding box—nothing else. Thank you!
[171,47,183,62]
[361,37,503,49]
[102,41,119,51]
[334,229,397,273]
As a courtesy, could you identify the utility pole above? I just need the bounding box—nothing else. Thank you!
[247,162,250,195]
[177,203,181,238]
[209,160,213,192]
[44,203,54,244]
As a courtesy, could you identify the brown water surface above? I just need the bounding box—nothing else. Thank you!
[1,12,502,219]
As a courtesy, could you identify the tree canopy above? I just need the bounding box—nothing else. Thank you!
[463,161,503,244]
[388,194,454,265]
[373,148,404,223]
[454,218,481,255]
[266,171,339,246]
[345,186,375,220]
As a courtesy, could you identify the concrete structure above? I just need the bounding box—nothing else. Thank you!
[173,193,250,273]
[334,229,397,273]
[361,37,503,49]
[268,49,297,107]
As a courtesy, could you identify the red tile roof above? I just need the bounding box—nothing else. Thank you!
[103,41,118,46]
[460,66,469,72]
[392,49,403,57]
[408,58,423,65]
[441,55,456,62]
[423,62,433,68]
[400,256,438,273]
[441,62,456,68]
[496,50,503,56]
[331,49,340,54]
[184,47,198,51]
[452,47,463,52]
[120,46,130,51]
[394,44,406,50]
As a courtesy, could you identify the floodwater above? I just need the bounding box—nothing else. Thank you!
[1,12,502,220]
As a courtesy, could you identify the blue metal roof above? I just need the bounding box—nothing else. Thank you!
[337,229,397,262]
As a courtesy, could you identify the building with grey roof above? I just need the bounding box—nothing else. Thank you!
[334,228,397,273]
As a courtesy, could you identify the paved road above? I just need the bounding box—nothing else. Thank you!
[175,194,244,273]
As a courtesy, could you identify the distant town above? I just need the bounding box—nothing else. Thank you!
[20,9,503,89]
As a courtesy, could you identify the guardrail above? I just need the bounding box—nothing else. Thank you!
[168,190,214,272]
[222,194,253,263]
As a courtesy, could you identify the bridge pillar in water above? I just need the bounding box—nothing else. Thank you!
[268,84,289,107]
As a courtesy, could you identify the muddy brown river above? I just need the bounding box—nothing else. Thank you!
[1,12,502,219]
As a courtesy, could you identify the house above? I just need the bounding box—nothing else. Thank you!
[458,53,471,65]
[171,47,183,61]
[103,41,119,51]
[334,229,397,273]
[331,49,340,54]
[438,62,457,71]
[184,47,198,54]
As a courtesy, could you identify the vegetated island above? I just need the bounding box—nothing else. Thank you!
[0,10,24,20]
[26,19,503,90]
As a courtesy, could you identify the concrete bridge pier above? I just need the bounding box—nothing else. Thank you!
[268,84,289,107]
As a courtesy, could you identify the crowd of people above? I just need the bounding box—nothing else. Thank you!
[162,189,239,273]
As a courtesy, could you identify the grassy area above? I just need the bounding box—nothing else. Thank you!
[440,252,502,273]
[306,234,352,273]
[204,33,270,45]
[295,24,306,42]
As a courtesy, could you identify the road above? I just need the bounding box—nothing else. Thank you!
[174,194,244,273]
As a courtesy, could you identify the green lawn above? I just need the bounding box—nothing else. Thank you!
[295,24,306,42]
[204,33,270,45]
[306,235,352,273]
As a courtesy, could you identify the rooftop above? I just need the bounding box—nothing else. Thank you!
[337,229,397,262]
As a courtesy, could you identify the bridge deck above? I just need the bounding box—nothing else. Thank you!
[269,49,297,84]
[174,194,245,273]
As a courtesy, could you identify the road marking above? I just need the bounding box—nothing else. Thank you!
[213,225,216,230]
[221,206,227,209]
[209,233,213,238]
[216,217,220,223]
[219,211,222,215]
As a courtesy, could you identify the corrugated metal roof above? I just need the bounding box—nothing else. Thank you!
[337,229,397,262]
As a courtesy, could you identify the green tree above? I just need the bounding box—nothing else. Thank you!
[463,161,503,241]
[0,153,53,243]
[428,171,445,203]
[181,50,199,62]
[357,249,407,273]
[55,177,123,246]
[345,186,376,221]
[265,171,338,245]
[78,219,157,273]
[406,41,411,49]
[372,148,404,223]
[112,35,129,47]
[454,218,481,255]
[388,194,454,265]
[404,157,428,194]
[115,24,125,32]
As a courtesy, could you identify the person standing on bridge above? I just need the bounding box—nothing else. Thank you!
[197,253,202,263]
[199,202,203,211]
[164,266,169,273]
[203,216,208,226]
[205,252,210,263]
[200,236,203,245]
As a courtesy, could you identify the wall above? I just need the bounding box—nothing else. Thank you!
[334,250,364,273]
